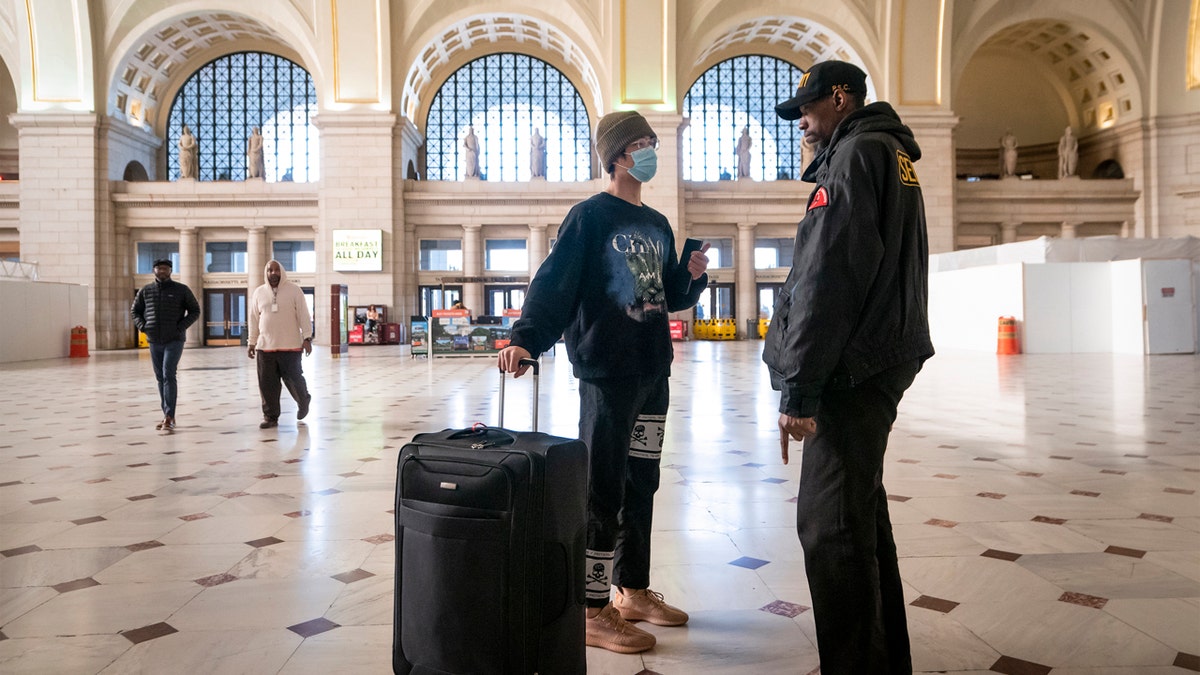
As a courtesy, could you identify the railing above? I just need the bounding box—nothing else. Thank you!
[0,259,38,280]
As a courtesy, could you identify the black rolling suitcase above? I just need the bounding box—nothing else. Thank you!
[393,359,588,674]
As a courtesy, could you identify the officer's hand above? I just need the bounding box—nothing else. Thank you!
[498,346,533,377]
[247,345,256,359]
[303,338,312,356]
[778,414,817,465]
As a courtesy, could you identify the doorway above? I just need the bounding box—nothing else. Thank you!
[484,285,526,316]
[695,283,735,319]
[204,289,247,346]
[756,283,784,320]
[419,285,463,317]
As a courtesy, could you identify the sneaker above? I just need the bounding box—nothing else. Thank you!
[297,395,310,421]
[614,587,689,626]
[161,416,175,434]
[585,603,655,654]
[154,417,167,430]
[259,418,278,429]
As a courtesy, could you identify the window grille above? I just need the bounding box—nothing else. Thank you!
[425,53,592,181]
[682,55,803,182]
[167,52,317,182]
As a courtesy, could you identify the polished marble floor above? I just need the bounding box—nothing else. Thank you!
[1,341,1198,674]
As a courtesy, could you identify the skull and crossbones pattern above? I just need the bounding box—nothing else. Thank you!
[628,413,665,460]
[584,549,614,601]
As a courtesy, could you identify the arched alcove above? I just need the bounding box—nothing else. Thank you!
[122,161,150,182]
[0,58,17,178]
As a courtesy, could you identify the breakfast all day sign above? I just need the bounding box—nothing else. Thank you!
[332,229,383,271]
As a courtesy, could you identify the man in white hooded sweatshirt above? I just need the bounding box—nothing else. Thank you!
[248,259,313,428]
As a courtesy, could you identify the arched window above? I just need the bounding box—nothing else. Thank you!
[425,53,591,181]
[683,55,803,181]
[167,52,317,182]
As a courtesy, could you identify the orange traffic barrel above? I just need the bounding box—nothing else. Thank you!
[69,325,89,358]
[997,316,1020,355]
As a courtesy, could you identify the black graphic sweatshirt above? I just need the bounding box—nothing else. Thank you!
[510,192,706,379]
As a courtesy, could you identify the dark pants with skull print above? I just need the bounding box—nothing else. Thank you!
[578,372,668,608]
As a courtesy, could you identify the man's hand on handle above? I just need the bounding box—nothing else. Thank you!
[498,346,534,377]
[778,413,817,465]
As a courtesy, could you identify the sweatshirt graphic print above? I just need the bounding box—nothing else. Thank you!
[509,192,705,379]
[611,231,667,321]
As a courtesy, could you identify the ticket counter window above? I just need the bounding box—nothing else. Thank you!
[273,241,316,272]
[486,239,528,271]
[702,238,733,268]
[205,242,247,273]
[136,243,179,273]
[754,238,794,269]
[420,240,462,271]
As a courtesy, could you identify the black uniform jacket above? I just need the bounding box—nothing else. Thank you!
[763,102,934,417]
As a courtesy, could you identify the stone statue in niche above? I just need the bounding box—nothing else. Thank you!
[178,125,198,180]
[736,127,753,180]
[530,128,546,180]
[1057,126,1078,179]
[246,127,264,180]
[462,126,480,179]
[999,130,1018,178]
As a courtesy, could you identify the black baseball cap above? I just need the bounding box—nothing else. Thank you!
[775,61,868,121]
[152,258,173,268]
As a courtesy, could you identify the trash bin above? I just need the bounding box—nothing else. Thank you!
[69,325,89,358]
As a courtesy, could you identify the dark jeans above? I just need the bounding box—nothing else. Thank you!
[256,350,310,421]
[578,373,668,607]
[796,360,921,675]
[148,338,185,418]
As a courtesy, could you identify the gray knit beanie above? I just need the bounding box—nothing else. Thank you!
[595,111,656,173]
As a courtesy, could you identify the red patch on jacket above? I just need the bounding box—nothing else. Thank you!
[807,186,830,211]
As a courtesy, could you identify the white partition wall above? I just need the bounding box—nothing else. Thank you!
[0,280,89,362]
[1142,259,1196,354]
[1110,260,1147,354]
[928,263,1025,351]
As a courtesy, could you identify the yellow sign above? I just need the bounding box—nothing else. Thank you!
[332,229,383,271]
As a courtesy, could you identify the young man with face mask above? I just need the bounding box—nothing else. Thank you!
[498,110,711,654]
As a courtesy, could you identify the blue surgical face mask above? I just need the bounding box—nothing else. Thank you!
[627,146,658,183]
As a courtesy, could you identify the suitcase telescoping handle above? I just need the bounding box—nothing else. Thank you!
[498,357,539,431]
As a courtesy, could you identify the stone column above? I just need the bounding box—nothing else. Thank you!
[737,222,757,339]
[896,109,959,254]
[1001,222,1020,244]
[247,226,267,292]
[313,112,397,342]
[10,113,111,346]
[178,227,202,347]
[463,223,482,313]
[528,223,548,272]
